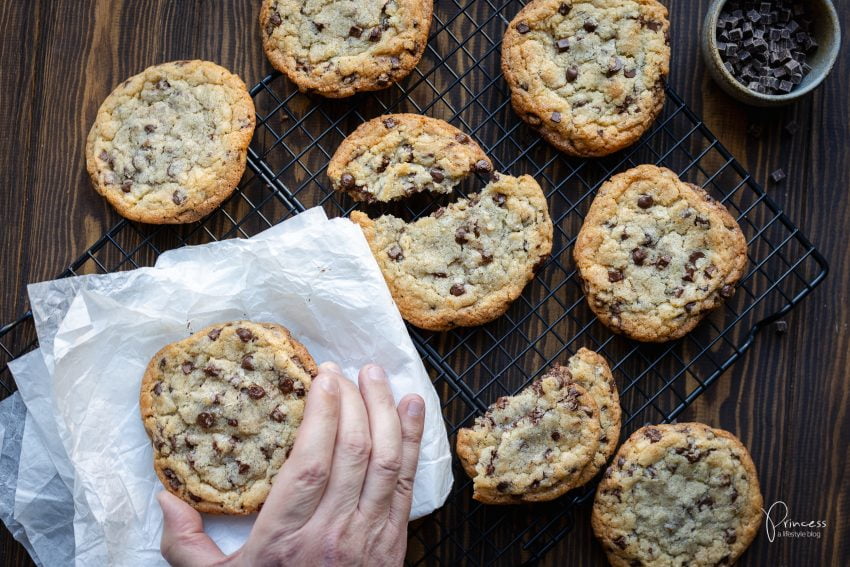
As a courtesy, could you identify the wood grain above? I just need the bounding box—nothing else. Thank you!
[1,1,848,565]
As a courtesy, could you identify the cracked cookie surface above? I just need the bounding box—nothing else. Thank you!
[327,114,492,203]
[140,321,317,515]
[455,369,600,504]
[574,165,748,342]
[86,60,255,224]
[350,173,553,331]
[557,348,621,486]
[502,0,670,157]
[260,0,433,97]
[592,423,763,567]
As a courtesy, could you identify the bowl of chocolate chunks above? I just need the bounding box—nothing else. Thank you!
[702,0,840,106]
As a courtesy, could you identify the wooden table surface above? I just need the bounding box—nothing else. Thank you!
[1,1,847,565]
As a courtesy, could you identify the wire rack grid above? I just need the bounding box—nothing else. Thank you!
[0,1,828,565]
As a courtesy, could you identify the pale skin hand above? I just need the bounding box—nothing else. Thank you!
[156,362,426,567]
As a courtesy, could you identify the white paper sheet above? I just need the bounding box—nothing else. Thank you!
[5,208,452,566]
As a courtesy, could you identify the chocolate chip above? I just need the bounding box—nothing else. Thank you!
[551,431,561,441]
[704,265,717,278]
[204,364,221,377]
[682,266,696,282]
[383,117,397,129]
[607,56,623,75]
[558,3,570,16]
[674,287,684,298]
[269,11,282,26]
[632,248,647,266]
[454,227,469,244]
[698,495,715,510]
[386,244,404,261]
[689,251,706,264]
[624,68,637,78]
[207,328,221,341]
[455,133,469,144]
[480,250,493,265]
[349,26,363,38]
[241,355,255,370]
[156,79,170,90]
[644,427,662,442]
[694,216,710,227]
[608,269,624,283]
[238,462,250,474]
[612,535,627,549]
[369,27,382,41]
[271,407,286,422]
[583,20,597,32]
[196,412,215,429]
[163,468,181,489]
[246,385,265,399]
[430,168,445,182]
[339,173,355,189]
[685,301,697,312]
[390,56,400,69]
[492,193,506,206]
[279,377,294,394]
[566,66,579,82]
[450,283,465,296]
[172,190,186,205]
[181,361,194,375]
[556,38,570,52]
[153,381,163,395]
[656,255,671,269]
[376,156,390,173]
[646,20,662,32]
[551,111,561,123]
[720,284,735,298]
[516,21,530,34]
[473,159,492,174]
[496,481,510,492]
[434,207,445,219]
[724,528,737,544]
[227,418,238,427]
[236,327,253,342]
[637,195,654,208]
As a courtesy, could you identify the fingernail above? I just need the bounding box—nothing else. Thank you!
[319,361,342,375]
[315,375,339,394]
[407,398,425,417]
[365,364,386,382]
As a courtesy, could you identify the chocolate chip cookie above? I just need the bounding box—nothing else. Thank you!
[559,348,621,486]
[501,0,670,157]
[455,371,601,504]
[140,321,317,514]
[327,114,492,203]
[574,165,748,342]
[350,172,553,331]
[260,0,433,98]
[86,60,255,224]
[592,423,763,567]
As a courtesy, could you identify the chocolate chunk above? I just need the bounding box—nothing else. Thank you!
[349,26,363,38]
[516,21,530,34]
[480,250,493,264]
[269,11,282,27]
[376,156,390,173]
[247,385,265,399]
[551,431,561,441]
[724,528,737,544]
[644,427,662,442]
[770,168,786,183]
[556,38,570,52]
[369,27,382,41]
[496,481,510,492]
[637,195,654,208]
[204,364,221,377]
[673,287,684,298]
[236,327,253,342]
[387,244,404,261]
[208,328,221,341]
[227,418,238,427]
[455,133,469,144]
[566,66,579,82]
[238,462,250,474]
[631,248,647,266]
[430,168,445,182]
[689,251,705,264]
[656,255,671,270]
[172,190,186,205]
[450,283,465,296]
[239,355,254,371]
[271,407,286,422]
[163,468,181,489]
[181,361,194,375]
[685,301,697,312]
[473,159,492,174]
[646,20,662,31]
[153,381,163,395]
[279,377,294,394]
[454,227,469,244]
[196,412,215,429]
[608,269,624,283]
[583,20,597,32]
[558,3,570,16]
[383,117,397,129]
[682,267,696,283]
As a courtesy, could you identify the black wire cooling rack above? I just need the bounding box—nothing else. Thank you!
[0,1,829,565]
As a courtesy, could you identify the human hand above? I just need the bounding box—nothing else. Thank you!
[156,362,426,567]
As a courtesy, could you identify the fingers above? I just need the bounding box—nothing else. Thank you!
[311,364,373,518]
[388,394,425,524]
[357,364,403,518]
[255,365,340,533]
[157,491,225,567]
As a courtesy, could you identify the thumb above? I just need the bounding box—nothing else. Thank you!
[157,491,226,567]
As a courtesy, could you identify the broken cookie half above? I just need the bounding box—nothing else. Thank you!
[350,172,553,331]
[328,113,493,203]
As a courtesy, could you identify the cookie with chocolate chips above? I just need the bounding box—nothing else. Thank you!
[327,114,492,203]
[260,0,433,98]
[455,368,601,504]
[350,172,553,331]
[558,348,621,486]
[501,0,670,157]
[140,321,317,514]
[86,60,255,224]
[574,165,748,342]
[592,423,763,567]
